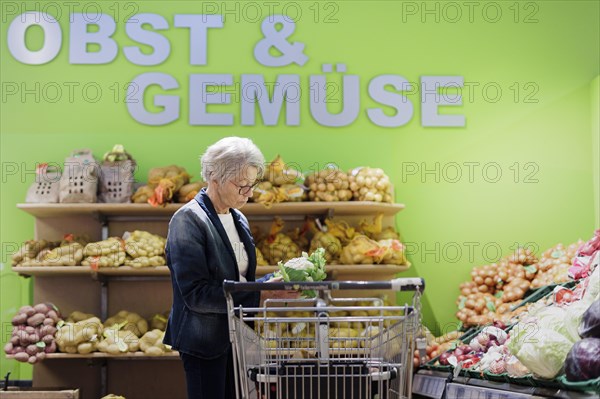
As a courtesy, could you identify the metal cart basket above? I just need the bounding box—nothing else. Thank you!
[224,278,425,399]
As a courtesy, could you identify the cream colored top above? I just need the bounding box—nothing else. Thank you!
[218,213,249,282]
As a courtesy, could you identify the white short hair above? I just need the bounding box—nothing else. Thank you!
[201,137,265,184]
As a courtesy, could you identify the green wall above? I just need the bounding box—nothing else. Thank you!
[1,1,599,379]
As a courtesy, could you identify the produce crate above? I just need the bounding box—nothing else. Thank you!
[421,327,481,372]
[510,374,539,388]
[557,374,600,393]
[0,388,79,399]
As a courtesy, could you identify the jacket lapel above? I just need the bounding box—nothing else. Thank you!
[194,189,239,279]
[231,209,257,281]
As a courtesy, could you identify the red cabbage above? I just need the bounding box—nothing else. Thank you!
[564,338,600,381]
[579,299,600,338]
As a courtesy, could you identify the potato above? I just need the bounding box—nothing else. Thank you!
[33,303,50,314]
[12,313,27,325]
[27,313,45,327]
[41,335,54,345]
[44,341,57,354]
[13,352,29,362]
[19,306,36,317]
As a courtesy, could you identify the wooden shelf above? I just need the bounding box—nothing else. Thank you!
[10,266,93,276]
[98,266,170,276]
[17,201,405,218]
[14,264,409,277]
[7,351,180,360]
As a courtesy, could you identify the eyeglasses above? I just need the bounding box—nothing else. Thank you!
[230,180,260,195]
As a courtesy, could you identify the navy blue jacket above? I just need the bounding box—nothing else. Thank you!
[163,188,264,359]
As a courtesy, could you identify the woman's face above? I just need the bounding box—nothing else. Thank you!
[213,165,259,211]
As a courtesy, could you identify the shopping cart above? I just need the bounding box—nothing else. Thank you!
[223,278,425,399]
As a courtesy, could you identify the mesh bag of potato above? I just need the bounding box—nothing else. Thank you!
[82,238,126,268]
[123,230,166,267]
[257,217,302,264]
[305,167,352,202]
[348,167,393,203]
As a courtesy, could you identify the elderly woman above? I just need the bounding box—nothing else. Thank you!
[164,137,272,399]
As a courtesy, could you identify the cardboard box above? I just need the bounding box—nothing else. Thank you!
[0,388,79,399]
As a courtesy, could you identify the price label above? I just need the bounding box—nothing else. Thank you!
[412,374,446,398]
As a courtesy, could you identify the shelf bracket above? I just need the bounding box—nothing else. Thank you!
[99,360,108,398]
[98,214,109,240]
[99,276,109,322]
[327,208,335,219]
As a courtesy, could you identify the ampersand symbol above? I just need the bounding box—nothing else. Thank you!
[254,15,308,67]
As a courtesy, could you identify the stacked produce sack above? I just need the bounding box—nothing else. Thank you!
[255,214,408,267]
[4,308,174,361]
[12,231,166,269]
[304,166,352,202]
[131,164,206,206]
[347,167,393,203]
[11,235,89,267]
[123,230,166,267]
[3,303,61,363]
[336,214,406,266]
[257,217,303,265]
[252,155,305,207]
[82,237,126,268]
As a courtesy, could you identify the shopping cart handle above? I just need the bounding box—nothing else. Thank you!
[223,278,424,293]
